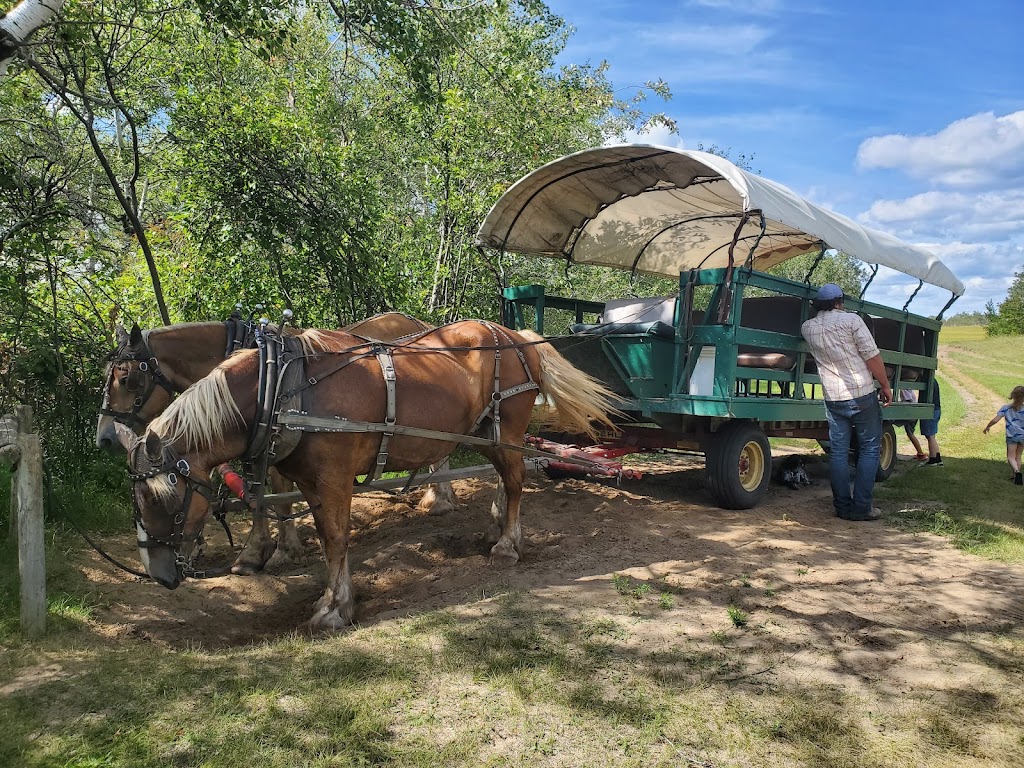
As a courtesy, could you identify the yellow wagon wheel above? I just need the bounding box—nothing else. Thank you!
[706,421,772,509]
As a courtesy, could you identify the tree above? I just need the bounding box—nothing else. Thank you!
[766,250,868,299]
[0,0,67,76]
[986,268,1024,336]
[944,310,988,327]
[0,0,679,520]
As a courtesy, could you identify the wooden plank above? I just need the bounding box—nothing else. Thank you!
[16,430,45,638]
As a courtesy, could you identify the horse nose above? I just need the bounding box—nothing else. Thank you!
[141,543,181,590]
[153,574,182,590]
[96,419,126,453]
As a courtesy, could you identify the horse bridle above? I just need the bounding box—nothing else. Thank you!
[127,440,222,577]
[99,341,178,429]
[101,314,259,430]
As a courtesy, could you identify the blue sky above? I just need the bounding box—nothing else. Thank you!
[544,0,1024,316]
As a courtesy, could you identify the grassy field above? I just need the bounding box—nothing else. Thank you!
[873,326,1024,562]
[2,328,1023,767]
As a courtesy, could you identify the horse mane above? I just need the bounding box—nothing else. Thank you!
[149,367,242,453]
[145,475,179,505]
[296,328,332,354]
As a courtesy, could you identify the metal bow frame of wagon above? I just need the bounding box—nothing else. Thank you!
[476,144,965,315]
[475,145,966,509]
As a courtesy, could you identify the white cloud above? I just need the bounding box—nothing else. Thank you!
[642,24,773,54]
[861,189,1024,242]
[857,111,1024,187]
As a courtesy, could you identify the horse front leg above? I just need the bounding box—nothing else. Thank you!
[231,509,276,575]
[265,471,305,568]
[302,481,357,632]
[483,450,524,567]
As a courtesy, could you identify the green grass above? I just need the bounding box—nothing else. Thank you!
[875,329,1024,562]
[5,591,1017,768]
[940,325,987,343]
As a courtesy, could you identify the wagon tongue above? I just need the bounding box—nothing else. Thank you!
[525,436,643,480]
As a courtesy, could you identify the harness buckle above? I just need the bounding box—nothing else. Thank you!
[167,473,178,486]
[376,453,388,465]
[139,361,149,372]
[176,458,191,476]
[308,376,318,386]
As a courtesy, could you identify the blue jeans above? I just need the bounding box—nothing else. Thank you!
[825,392,883,519]
[920,407,941,437]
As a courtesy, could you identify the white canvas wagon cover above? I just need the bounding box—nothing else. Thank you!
[477,145,965,297]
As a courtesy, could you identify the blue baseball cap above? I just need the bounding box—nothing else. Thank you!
[816,283,844,301]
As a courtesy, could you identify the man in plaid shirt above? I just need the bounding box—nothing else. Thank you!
[802,284,893,521]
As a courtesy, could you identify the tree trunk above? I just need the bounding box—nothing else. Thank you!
[0,0,67,77]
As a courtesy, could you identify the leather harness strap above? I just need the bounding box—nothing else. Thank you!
[469,321,539,441]
[371,345,398,481]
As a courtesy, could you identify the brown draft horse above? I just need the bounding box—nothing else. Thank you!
[125,321,617,631]
[96,313,439,573]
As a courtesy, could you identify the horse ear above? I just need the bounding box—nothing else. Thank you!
[115,324,129,345]
[144,431,163,463]
[129,323,144,348]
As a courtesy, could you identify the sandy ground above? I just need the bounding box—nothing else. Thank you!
[75,447,1024,699]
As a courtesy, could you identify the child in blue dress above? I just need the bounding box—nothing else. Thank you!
[983,385,1024,485]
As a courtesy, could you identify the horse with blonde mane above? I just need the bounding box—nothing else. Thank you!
[97,312,439,573]
[126,320,617,631]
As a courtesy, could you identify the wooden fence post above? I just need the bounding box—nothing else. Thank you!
[13,406,45,638]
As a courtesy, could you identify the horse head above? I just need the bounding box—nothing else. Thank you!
[126,362,249,588]
[96,323,176,451]
[126,429,219,589]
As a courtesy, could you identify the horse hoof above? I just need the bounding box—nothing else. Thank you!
[265,548,296,570]
[309,607,355,633]
[424,499,457,516]
[418,492,457,516]
[488,541,520,567]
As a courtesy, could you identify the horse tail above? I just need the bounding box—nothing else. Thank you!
[518,330,621,441]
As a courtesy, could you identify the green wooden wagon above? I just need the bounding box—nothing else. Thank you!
[476,145,965,509]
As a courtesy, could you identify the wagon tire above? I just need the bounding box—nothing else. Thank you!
[848,422,898,481]
[875,422,897,481]
[705,421,772,510]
